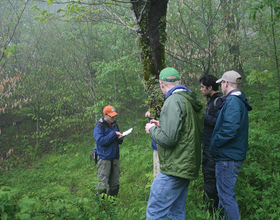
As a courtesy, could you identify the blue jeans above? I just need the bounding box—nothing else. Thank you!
[146,172,190,220]
[216,161,243,220]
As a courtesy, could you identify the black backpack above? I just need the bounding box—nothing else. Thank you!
[90,148,98,164]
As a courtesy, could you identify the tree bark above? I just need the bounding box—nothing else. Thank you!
[130,0,169,118]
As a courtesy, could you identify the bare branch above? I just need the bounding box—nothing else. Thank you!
[167,20,205,52]
[206,1,223,31]
[166,48,203,71]
[183,1,203,20]
[130,1,147,34]
[0,0,30,62]
[103,6,137,31]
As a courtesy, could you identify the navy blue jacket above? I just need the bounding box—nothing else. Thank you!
[210,89,252,161]
[93,118,123,160]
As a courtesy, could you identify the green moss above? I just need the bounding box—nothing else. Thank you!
[143,78,164,119]
[139,36,153,81]
[137,4,168,115]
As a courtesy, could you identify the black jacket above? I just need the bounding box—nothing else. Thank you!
[202,92,223,147]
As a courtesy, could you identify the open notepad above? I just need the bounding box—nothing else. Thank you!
[119,128,133,138]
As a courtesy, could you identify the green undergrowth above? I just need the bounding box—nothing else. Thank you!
[0,131,216,220]
[0,132,153,219]
[236,81,280,219]
[1,82,280,219]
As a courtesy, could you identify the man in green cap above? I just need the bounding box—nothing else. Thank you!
[145,67,203,219]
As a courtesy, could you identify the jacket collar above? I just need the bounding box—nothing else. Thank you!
[209,92,223,101]
[165,85,191,98]
[98,117,116,127]
[214,89,242,109]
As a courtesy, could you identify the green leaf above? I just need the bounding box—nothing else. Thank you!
[47,0,53,5]
[18,196,36,214]
[11,45,16,51]
[19,213,31,220]
[1,212,8,220]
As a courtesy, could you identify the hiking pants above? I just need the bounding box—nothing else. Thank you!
[96,157,120,196]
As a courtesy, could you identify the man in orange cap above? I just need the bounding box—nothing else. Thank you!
[94,105,123,197]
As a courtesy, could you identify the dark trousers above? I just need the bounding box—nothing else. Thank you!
[202,146,219,213]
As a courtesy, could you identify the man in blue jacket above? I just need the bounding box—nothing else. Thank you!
[93,106,123,197]
[210,71,252,220]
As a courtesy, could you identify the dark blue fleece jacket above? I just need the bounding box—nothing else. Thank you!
[210,89,252,161]
[93,118,123,160]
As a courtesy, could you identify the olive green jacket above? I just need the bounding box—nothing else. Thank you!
[149,90,203,180]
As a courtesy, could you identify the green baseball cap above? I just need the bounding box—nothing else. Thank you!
[159,67,180,82]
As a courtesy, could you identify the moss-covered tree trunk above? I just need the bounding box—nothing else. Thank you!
[130,0,169,118]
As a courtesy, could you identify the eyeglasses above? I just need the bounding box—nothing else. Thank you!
[106,114,115,118]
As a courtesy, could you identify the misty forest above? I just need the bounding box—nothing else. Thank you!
[0,0,280,219]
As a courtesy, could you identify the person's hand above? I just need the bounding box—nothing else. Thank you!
[145,123,155,133]
[116,131,123,138]
[145,111,151,118]
[150,119,160,129]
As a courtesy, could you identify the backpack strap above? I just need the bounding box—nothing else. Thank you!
[98,123,107,130]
